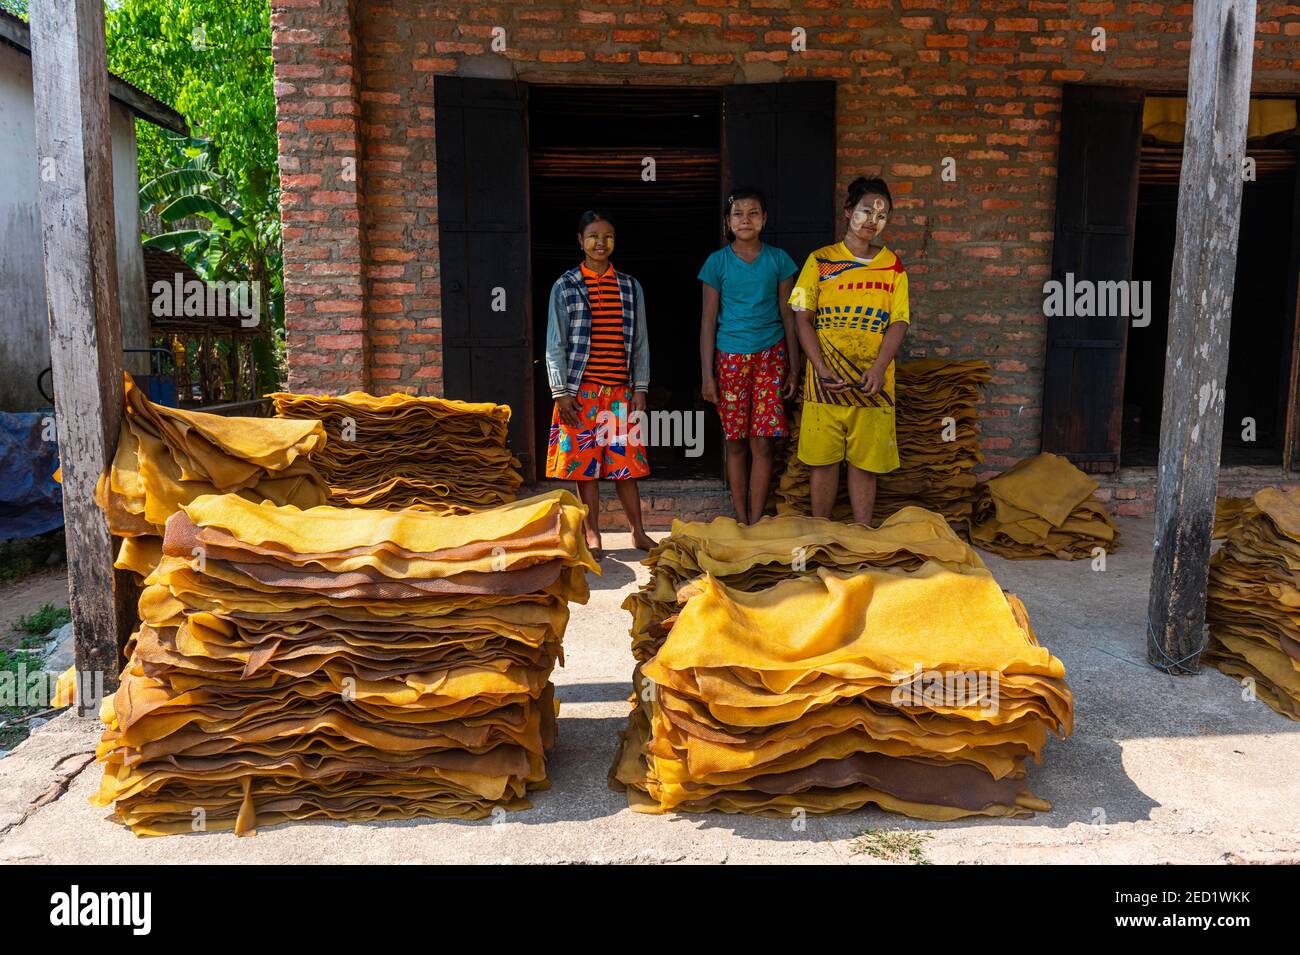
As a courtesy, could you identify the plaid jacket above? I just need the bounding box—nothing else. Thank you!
[545,265,650,397]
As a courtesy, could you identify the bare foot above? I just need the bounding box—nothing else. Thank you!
[631,530,657,552]
[585,530,604,558]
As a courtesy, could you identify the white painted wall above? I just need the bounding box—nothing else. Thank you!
[0,40,149,412]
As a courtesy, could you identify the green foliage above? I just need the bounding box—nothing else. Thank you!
[108,1,285,392]
[15,603,71,637]
[107,0,278,222]
[0,0,28,21]
[0,646,47,750]
[849,829,933,865]
[0,531,64,584]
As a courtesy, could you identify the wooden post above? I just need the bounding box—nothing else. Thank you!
[29,0,130,708]
[1147,0,1256,674]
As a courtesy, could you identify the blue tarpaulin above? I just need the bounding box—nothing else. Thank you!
[0,411,63,539]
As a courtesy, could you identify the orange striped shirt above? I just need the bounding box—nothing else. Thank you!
[580,262,627,386]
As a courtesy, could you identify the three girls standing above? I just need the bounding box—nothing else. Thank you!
[547,175,910,547]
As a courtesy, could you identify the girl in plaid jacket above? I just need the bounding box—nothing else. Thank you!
[544,210,655,556]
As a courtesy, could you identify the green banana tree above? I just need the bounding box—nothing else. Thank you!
[140,132,284,392]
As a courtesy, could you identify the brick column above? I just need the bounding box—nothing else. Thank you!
[270,0,369,394]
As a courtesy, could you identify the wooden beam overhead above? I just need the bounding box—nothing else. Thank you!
[1147,0,1257,674]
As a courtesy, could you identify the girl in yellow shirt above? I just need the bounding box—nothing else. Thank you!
[789,177,910,526]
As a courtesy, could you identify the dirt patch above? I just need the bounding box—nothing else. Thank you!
[0,567,70,652]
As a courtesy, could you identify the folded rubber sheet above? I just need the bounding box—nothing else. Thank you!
[775,359,990,525]
[92,489,597,835]
[95,374,328,578]
[1206,487,1300,720]
[970,452,1120,559]
[611,508,1072,820]
[270,391,522,511]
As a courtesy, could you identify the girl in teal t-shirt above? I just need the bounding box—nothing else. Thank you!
[698,187,800,524]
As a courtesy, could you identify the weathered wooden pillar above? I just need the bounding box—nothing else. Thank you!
[1147,0,1256,674]
[29,0,130,707]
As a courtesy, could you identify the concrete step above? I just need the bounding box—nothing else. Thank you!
[525,479,734,530]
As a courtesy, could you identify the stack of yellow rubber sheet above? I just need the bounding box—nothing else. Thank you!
[970,452,1120,559]
[92,490,598,835]
[774,359,990,525]
[271,391,522,511]
[623,507,986,665]
[1206,487,1300,720]
[95,374,328,578]
[1213,495,1257,539]
[610,555,1072,820]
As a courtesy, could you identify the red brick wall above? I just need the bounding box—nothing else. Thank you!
[272,0,371,393]
[271,0,1300,467]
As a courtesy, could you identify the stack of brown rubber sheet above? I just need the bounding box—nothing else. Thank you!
[611,509,1072,820]
[970,452,1120,559]
[92,490,598,835]
[271,391,522,511]
[96,374,328,578]
[1206,487,1300,720]
[774,359,990,525]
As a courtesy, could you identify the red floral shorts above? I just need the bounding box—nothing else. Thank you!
[714,340,789,440]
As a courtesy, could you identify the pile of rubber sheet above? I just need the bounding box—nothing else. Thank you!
[970,452,1119,559]
[91,490,598,835]
[1206,487,1300,720]
[611,509,1073,820]
[271,391,522,512]
[622,507,984,664]
[96,375,327,578]
[774,359,990,526]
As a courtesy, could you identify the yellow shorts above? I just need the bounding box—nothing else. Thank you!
[797,401,900,473]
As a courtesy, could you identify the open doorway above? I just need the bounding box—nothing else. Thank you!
[1122,96,1300,467]
[527,84,724,480]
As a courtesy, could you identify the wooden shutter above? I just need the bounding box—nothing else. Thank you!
[1283,161,1300,471]
[1041,84,1144,472]
[434,77,534,476]
[722,81,837,265]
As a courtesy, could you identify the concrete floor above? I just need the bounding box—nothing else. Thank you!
[2,514,1298,864]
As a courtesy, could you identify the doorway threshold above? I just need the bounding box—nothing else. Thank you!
[525,477,731,529]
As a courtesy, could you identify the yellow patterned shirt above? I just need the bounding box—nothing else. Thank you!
[789,242,910,407]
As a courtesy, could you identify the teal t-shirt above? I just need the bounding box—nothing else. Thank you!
[698,243,799,355]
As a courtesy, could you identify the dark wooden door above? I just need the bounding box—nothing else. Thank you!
[1042,84,1144,472]
[434,76,534,476]
[722,81,837,266]
[1283,157,1300,471]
